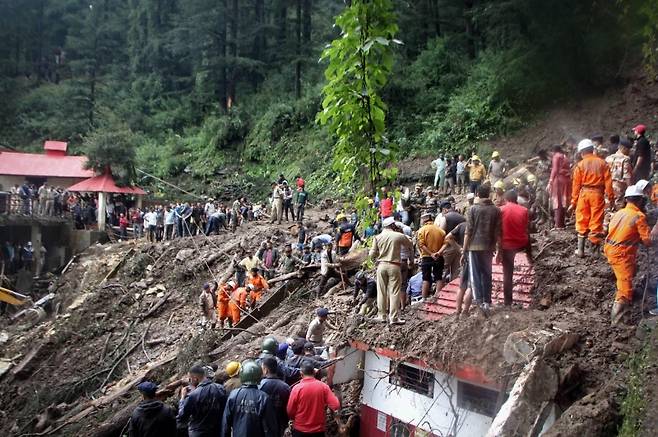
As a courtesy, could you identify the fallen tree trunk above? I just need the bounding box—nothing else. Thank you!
[141,291,173,319]
[33,353,178,436]
[100,248,135,286]
[268,271,304,284]
[90,401,136,437]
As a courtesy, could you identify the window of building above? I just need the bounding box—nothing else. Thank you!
[457,380,499,417]
[389,362,434,397]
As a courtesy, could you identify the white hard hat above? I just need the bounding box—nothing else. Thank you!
[466,193,475,200]
[577,139,594,152]
[635,179,650,191]
[382,217,396,228]
[624,185,645,198]
[227,280,236,288]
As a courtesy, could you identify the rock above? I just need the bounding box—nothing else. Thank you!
[503,328,579,364]
[539,297,551,308]
[133,280,148,289]
[156,292,165,298]
[145,284,166,296]
[486,357,558,437]
[0,358,13,378]
[0,331,9,344]
[176,249,195,262]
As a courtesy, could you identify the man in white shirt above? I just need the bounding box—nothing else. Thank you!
[431,156,446,189]
[456,155,466,194]
[204,199,216,216]
[143,208,158,243]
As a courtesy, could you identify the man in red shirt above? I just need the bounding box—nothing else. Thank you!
[379,187,394,219]
[286,362,340,436]
[497,190,532,306]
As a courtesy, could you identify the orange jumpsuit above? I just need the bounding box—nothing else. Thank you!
[216,284,231,322]
[248,274,269,303]
[571,153,614,244]
[604,203,652,303]
[228,287,248,325]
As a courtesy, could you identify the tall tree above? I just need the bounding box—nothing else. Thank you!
[317,0,400,191]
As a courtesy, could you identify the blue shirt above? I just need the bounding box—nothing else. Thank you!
[406,272,423,298]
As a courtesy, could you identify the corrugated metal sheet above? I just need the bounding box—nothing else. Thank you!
[43,140,68,152]
[0,151,94,178]
[421,252,534,320]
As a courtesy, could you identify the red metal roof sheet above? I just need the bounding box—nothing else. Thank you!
[43,140,68,152]
[67,172,146,195]
[0,151,94,178]
[421,252,535,321]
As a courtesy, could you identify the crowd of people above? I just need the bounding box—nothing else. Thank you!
[121,125,658,435]
[129,319,343,437]
[7,181,98,227]
[195,124,658,330]
[111,174,309,242]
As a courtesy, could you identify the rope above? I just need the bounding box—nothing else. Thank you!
[136,168,205,200]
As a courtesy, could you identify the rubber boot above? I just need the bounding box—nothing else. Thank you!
[574,236,585,258]
[611,300,629,325]
[590,242,601,258]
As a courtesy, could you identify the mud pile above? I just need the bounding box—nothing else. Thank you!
[0,203,654,436]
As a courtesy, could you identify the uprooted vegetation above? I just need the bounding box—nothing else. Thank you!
[0,205,656,436]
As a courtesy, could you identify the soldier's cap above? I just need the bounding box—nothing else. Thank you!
[137,381,158,396]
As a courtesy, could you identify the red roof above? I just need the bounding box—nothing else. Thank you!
[0,151,94,178]
[44,140,68,153]
[421,252,535,320]
[67,171,146,195]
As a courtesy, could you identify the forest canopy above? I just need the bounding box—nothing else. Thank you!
[0,0,654,195]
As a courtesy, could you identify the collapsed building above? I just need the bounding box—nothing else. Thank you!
[0,209,652,436]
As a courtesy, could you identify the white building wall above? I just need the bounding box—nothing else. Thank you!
[361,351,494,437]
[332,346,364,385]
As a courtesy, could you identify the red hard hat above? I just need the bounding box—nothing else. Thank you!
[633,124,646,134]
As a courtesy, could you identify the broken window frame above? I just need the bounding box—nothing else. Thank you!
[388,361,435,398]
[456,380,499,417]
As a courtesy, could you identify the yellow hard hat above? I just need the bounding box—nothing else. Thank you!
[494,180,505,190]
[367,198,374,205]
[492,151,500,158]
[226,361,241,377]
[336,213,347,221]
[527,173,537,182]
[472,155,481,161]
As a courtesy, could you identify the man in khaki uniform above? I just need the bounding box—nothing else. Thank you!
[605,139,633,209]
[369,217,414,325]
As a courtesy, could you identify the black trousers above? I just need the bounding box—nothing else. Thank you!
[284,199,296,221]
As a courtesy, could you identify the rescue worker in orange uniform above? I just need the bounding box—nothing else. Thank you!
[569,139,615,257]
[228,285,248,326]
[247,267,269,308]
[604,185,654,324]
[216,280,236,328]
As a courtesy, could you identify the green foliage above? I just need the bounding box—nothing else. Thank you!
[618,341,651,436]
[0,0,652,201]
[13,81,90,148]
[82,113,139,186]
[318,0,400,193]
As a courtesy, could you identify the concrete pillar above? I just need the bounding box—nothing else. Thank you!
[136,194,143,209]
[31,224,42,276]
[97,192,107,231]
